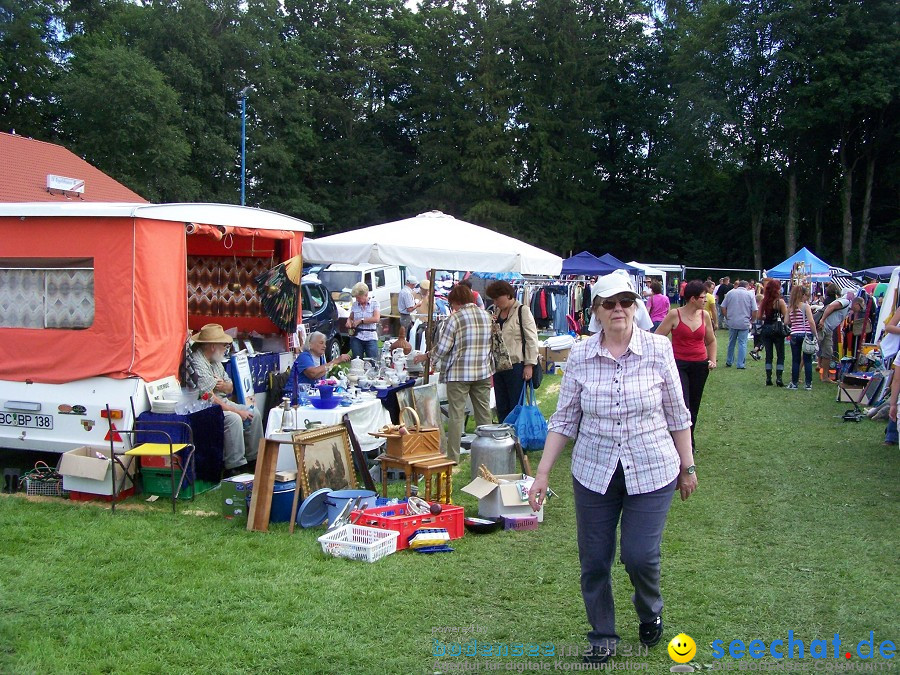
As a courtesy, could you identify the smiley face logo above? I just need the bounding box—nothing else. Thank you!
[668,633,696,663]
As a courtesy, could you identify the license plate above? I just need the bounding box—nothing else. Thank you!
[0,412,54,430]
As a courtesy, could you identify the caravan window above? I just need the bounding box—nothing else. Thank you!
[373,269,386,289]
[0,258,94,329]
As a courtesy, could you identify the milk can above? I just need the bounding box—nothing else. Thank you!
[470,424,516,480]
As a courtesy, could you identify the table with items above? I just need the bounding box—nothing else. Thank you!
[264,395,391,471]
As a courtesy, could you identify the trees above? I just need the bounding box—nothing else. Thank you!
[1,0,896,266]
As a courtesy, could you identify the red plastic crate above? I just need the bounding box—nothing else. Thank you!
[139,454,182,469]
[352,503,465,550]
[69,486,135,502]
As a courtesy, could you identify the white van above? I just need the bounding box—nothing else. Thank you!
[317,264,404,318]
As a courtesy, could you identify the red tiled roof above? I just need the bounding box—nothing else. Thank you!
[0,132,148,203]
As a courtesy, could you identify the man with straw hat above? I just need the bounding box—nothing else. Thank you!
[189,324,261,476]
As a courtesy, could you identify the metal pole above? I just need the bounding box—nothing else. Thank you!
[240,95,246,206]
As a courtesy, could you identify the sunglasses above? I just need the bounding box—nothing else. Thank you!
[600,298,635,310]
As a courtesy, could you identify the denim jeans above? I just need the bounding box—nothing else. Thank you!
[727,329,749,368]
[574,467,676,650]
[790,334,814,387]
[350,336,379,360]
[761,334,785,382]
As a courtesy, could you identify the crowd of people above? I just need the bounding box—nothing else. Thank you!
[188,265,895,666]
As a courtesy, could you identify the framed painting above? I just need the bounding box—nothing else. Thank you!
[291,424,356,496]
[412,383,440,429]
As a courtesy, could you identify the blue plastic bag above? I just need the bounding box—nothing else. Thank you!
[503,382,548,451]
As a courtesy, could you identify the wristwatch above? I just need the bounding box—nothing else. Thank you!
[683,464,696,475]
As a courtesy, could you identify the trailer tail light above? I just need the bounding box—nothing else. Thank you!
[100,409,123,420]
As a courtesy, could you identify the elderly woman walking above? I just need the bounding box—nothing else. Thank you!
[528,273,696,666]
[484,280,540,423]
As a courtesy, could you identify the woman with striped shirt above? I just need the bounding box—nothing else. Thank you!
[786,285,817,390]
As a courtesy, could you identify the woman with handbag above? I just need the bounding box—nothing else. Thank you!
[786,285,818,390]
[756,280,788,387]
[528,273,695,666]
[485,281,540,424]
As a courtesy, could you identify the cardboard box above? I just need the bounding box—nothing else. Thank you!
[461,473,544,522]
[542,347,571,372]
[221,473,254,521]
[59,446,134,496]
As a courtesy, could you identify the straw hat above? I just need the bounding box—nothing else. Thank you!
[191,323,233,344]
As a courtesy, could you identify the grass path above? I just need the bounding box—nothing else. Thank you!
[0,337,897,673]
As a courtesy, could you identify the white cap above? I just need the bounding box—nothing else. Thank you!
[590,272,641,302]
[406,275,418,285]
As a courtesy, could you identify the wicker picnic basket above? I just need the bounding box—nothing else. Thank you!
[370,407,440,459]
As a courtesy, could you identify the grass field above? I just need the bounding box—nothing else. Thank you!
[1,337,897,674]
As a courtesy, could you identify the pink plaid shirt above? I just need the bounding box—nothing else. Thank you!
[548,329,692,495]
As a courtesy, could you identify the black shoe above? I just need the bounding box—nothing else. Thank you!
[776,379,784,387]
[751,351,761,361]
[583,646,611,665]
[766,379,772,386]
[639,616,664,647]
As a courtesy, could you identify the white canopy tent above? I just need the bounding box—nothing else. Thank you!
[303,211,563,382]
[628,261,670,288]
[302,210,563,276]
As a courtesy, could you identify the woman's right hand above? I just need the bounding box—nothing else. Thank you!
[528,474,549,511]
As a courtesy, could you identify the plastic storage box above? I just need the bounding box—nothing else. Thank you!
[317,524,399,562]
[351,503,464,551]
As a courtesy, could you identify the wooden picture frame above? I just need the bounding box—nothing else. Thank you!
[291,424,357,496]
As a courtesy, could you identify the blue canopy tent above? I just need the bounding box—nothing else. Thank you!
[765,247,833,280]
[561,251,642,276]
[852,265,898,282]
[560,251,606,275]
[596,253,641,275]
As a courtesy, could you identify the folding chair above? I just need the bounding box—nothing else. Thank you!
[105,405,196,513]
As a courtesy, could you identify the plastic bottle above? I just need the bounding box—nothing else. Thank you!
[243,405,255,431]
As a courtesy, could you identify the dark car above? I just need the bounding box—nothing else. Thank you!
[301,279,342,361]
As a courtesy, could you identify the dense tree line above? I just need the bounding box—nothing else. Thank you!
[1,0,897,269]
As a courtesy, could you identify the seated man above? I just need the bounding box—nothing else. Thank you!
[189,324,262,477]
[287,331,350,400]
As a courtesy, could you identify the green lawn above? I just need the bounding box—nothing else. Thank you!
[1,337,897,674]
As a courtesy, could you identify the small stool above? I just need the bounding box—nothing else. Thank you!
[410,456,457,504]
[376,454,417,498]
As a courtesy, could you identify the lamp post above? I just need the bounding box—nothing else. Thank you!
[238,86,253,205]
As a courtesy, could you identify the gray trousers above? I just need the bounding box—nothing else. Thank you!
[222,406,262,469]
[445,378,492,463]
[574,465,676,650]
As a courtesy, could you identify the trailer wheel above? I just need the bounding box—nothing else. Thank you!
[326,338,342,362]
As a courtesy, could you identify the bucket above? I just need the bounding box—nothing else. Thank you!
[251,480,299,523]
[324,489,377,524]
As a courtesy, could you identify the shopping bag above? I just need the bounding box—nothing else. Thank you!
[503,382,548,451]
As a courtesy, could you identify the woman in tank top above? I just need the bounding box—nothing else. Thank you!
[655,280,717,452]
[786,285,817,390]
[756,280,788,386]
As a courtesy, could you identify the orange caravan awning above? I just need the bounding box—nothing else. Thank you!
[0,215,187,384]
